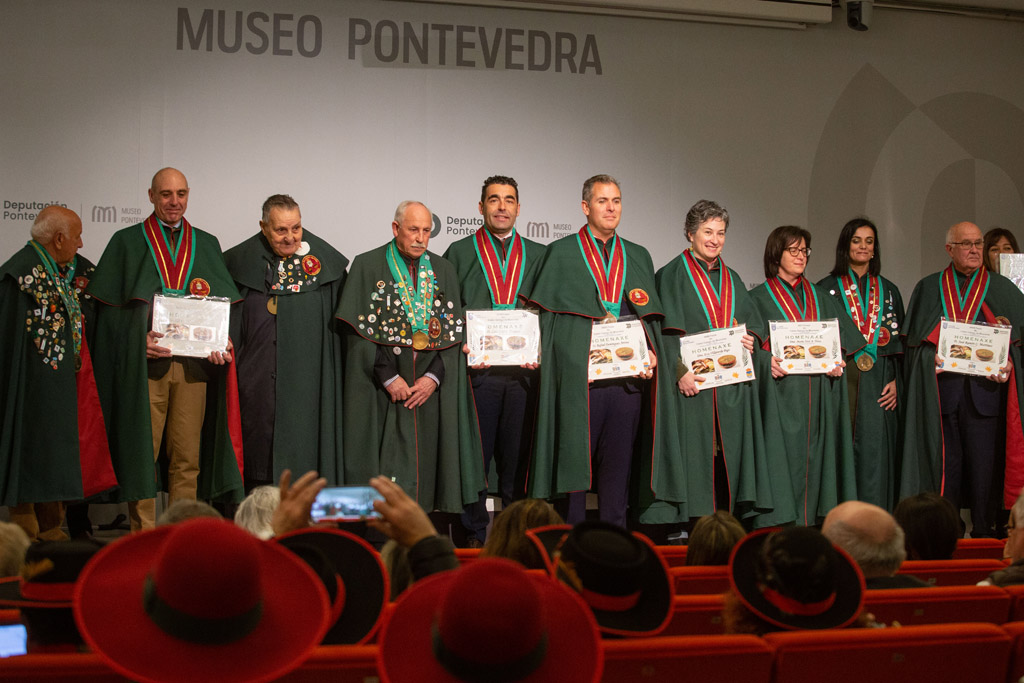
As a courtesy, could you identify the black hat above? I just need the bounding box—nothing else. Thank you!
[0,539,102,608]
[274,528,389,644]
[729,527,865,631]
[527,522,673,636]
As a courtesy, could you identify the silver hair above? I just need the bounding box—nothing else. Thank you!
[582,174,620,204]
[30,206,70,243]
[823,519,906,578]
[0,522,30,579]
[685,199,730,238]
[1012,488,1024,532]
[155,500,222,526]
[234,485,281,540]
[393,200,430,225]
[261,194,300,223]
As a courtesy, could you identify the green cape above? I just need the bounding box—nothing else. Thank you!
[335,244,483,513]
[224,230,348,484]
[749,279,862,526]
[86,219,244,502]
[898,270,1024,508]
[818,273,905,511]
[642,254,780,524]
[0,248,115,504]
[523,232,667,500]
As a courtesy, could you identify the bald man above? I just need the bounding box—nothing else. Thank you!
[88,168,243,531]
[900,221,1024,539]
[0,206,115,540]
[822,501,928,588]
[336,201,482,514]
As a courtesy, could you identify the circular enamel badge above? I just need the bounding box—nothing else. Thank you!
[877,327,891,346]
[428,317,442,339]
[189,278,211,296]
[629,288,650,306]
[302,255,321,276]
[73,276,89,292]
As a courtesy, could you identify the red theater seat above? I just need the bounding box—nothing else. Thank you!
[863,585,1011,626]
[954,538,1007,561]
[897,558,1007,586]
[662,594,727,635]
[0,653,127,682]
[0,608,19,625]
[1002,621,1024,683]
[655,545,688,567]
[764,622,1011,683]
[454,548,481,564]
[602,634,771,683]
[278,645,379,682]
[669,564,731,594]
[998,585,1024,622]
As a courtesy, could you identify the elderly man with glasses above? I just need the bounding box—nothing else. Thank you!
[900,221,1024,538]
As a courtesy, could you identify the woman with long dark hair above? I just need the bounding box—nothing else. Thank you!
[818,218,904,511]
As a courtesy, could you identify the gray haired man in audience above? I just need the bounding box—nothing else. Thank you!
[822,500,929,589]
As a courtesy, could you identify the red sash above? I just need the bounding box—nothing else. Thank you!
[474,228,524,307]
[683,250,733,329]
[940,264,988,323]
[765,276,818,321]
[142,213,195,293]
[578,226,625,308]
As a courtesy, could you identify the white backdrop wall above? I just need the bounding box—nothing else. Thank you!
[2,0,1022,300]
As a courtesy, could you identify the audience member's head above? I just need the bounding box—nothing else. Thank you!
[377,558,602,683]
[822,501,905,579]
[528,521,674,637]
[1007,489,1024,564]
[74,518,330,683]
[894,492,960,560]
[481,499,563,569]
[155,499,222,526]
[235,485,281,539]
[274,527,389,645]
[725,527,865,635]
[0,539,102,652]
[686,511,746,566]
[0,522,30,578]
[381,539,414,600]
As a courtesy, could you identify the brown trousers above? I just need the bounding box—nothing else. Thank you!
[8,502,68,541]
[129,359,206,531]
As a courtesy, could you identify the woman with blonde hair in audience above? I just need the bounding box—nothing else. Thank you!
[481,498,563,569]
[235,484,281,539]
[686,510,746,566]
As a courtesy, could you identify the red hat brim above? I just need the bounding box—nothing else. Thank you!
[377,562,603,683]
[73,523,331,683]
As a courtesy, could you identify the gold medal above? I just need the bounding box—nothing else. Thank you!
[267,296,278,315]
[412,330,429,350]
[428,317,441,339]
[601,312,617,324]
[856,354,874,372]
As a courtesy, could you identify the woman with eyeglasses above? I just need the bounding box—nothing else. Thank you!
[749,226,863,526]
[817,218,904,512]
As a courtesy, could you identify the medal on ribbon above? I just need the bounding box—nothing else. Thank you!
[838,270,883,372]
[940,264,989,324]
[473,227,525,310]
[386,240,436,350]
[576,225,627,321]
[141,214,196,295]
[682,249,735,330]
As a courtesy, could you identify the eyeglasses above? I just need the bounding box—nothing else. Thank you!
[784,247,811,257]
[949,240,984,250]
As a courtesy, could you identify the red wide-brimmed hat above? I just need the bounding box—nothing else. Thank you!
[73,517,330,683]
[274,527,389,644]
[729,527,865,631]
[377,558,602,683]
[527,522,674,636]
[0,539,102,609]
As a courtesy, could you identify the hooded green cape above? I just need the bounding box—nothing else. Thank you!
[818,273,905,511]
[335,244,483,512]
[86,219,243,502]
[523,232,667,501]
[643,254,783,525]
[749,279,862,526]
[224,230,348,485]
[899,270,1024,509]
